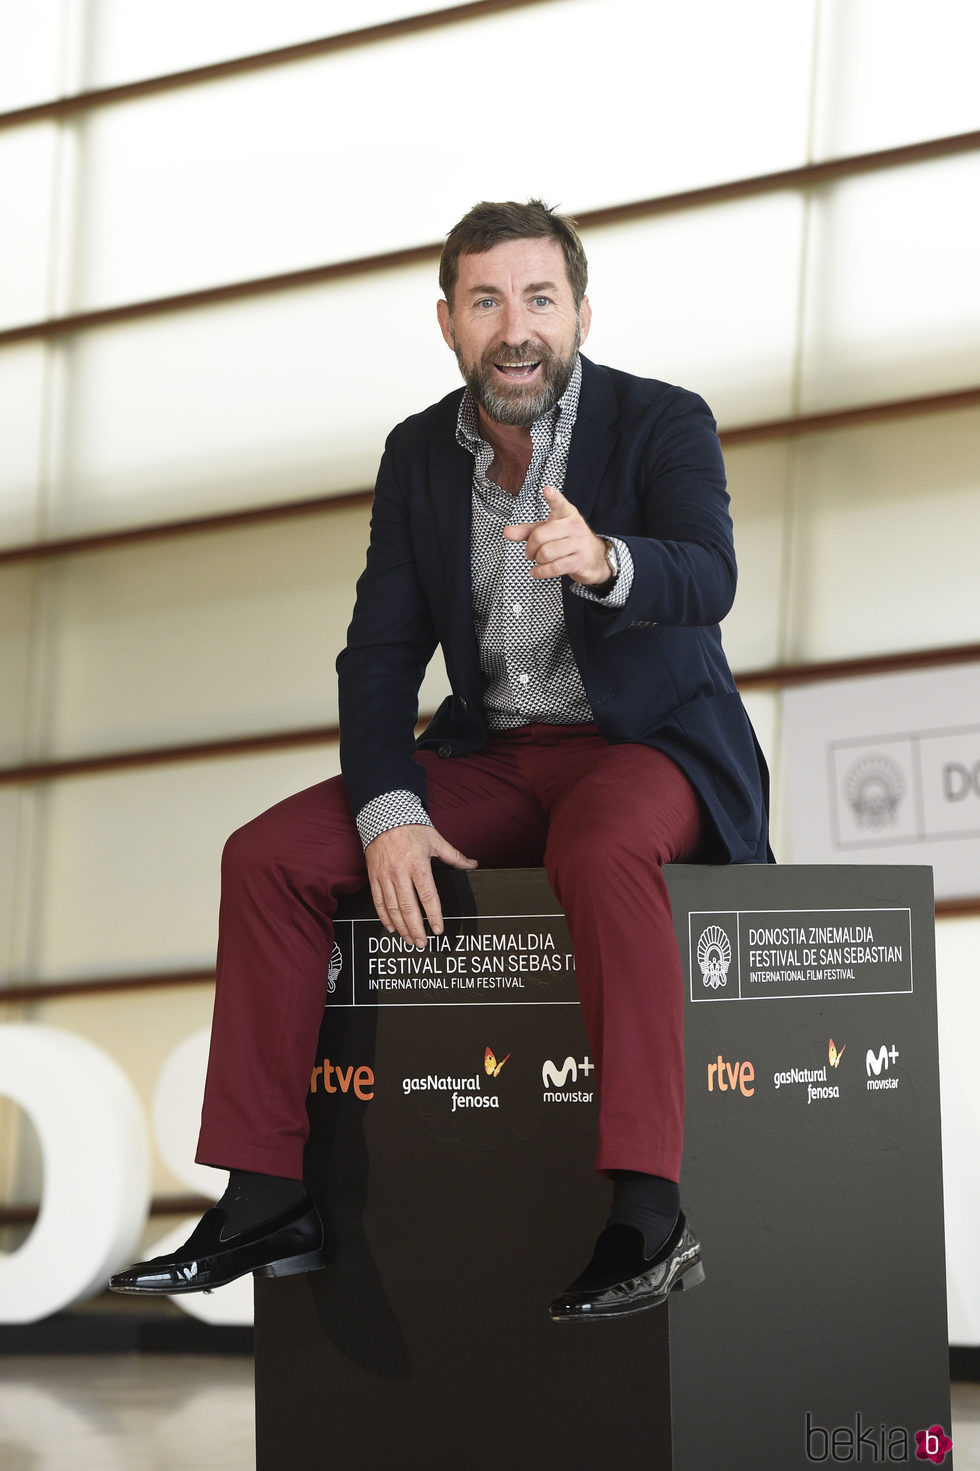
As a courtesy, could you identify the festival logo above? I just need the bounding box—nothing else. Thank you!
[843,753,905,830]
[696,925,733,991]
[327,940,343,994]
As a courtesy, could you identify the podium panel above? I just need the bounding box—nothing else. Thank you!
[255,866,952,1470]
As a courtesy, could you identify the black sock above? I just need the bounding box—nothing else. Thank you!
[607,1171,679,1257]
[217,1169,307,1233]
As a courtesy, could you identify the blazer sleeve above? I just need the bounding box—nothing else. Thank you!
[336,434,439,819]
[591,388,737,635]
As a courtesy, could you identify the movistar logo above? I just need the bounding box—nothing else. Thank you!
[541,1055,595,1104]
[542,1056,593,1088]
[866,1044,901,1092]
[866,1045,899,1076]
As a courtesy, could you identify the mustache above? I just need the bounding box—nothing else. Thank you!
[483,340,552,368]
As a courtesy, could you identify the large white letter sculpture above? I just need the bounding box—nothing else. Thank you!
[0,1025,151,1323]
[148,1027,254,1325]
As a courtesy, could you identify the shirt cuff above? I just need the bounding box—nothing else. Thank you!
[572,536,634,608]
[356,790,433,848]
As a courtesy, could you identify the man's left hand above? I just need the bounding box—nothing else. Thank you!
[503,486,611,586]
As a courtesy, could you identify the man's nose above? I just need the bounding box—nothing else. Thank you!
[499,300,531,343]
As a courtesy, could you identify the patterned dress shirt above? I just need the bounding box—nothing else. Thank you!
[356,356,635,846]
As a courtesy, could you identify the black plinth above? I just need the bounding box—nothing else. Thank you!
[255,866,952,1470]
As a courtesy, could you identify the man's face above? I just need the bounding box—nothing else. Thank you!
[436,238,591,427]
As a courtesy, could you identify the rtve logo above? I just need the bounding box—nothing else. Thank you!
[309,1058,375,1099]
[707,1054,755,1096]
[542,1056,594,1088]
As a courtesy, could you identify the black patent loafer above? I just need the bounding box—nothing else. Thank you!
[109,1198,327,1295]
[548,1212,704,1322]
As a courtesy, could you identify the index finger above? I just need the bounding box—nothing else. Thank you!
[542,485,573,515]
[412,863,445,938]
[386,871,429,948]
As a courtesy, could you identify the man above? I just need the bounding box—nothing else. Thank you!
[111,200,770,1321]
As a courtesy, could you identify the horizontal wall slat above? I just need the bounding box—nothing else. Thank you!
[0,0,553,129]
[0,644,977,788]
[0,971,216,1004]
[0,1194,213,1227]
[735,642,980,691]
[2,386,977,567]
[0,488,374,566]
[0,726,339,786]
[718,386,980,447]
[1,130,977,351]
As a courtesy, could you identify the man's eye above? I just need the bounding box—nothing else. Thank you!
[531,296,552,307]
[476,298,497,309]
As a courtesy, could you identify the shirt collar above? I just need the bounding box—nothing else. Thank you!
[455,354,582,455]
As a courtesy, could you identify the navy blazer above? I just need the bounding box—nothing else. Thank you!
[337,356,771,864]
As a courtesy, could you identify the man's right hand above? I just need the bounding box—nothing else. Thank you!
[365,824,478,948]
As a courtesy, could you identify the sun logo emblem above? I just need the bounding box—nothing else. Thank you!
[844,754,904,829]
[696,926,732,990]
[327,941,342,995]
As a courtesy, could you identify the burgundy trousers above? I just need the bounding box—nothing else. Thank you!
[196,724,705,1184]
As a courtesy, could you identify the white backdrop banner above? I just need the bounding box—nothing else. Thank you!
[780,662,980,900]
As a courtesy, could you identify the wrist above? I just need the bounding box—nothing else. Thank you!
[589,535,619,592]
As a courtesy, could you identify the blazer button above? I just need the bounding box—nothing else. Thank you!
[459,697,470,713]
[438,743,453,759]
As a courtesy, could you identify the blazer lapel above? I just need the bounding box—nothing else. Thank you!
[561,356,620,526]
[426,405,481,673]
[559,358,620,646]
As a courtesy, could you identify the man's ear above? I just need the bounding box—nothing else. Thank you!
[436,298,455,351]
[578,295,592,347]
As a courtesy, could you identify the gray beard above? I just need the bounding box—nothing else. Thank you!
[454,330,580,427]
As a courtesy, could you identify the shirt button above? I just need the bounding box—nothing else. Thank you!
[513,602,522,616]
[518,673,529,685]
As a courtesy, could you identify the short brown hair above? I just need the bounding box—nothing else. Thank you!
[439,199,588,310]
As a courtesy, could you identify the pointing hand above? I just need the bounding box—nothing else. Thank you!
[502,486,611,586]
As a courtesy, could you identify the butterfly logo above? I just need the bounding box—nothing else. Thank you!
[828,1038,846,1069]
[484,1046,511,1078]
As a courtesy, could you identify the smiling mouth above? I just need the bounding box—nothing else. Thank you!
[494,361,541,380]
